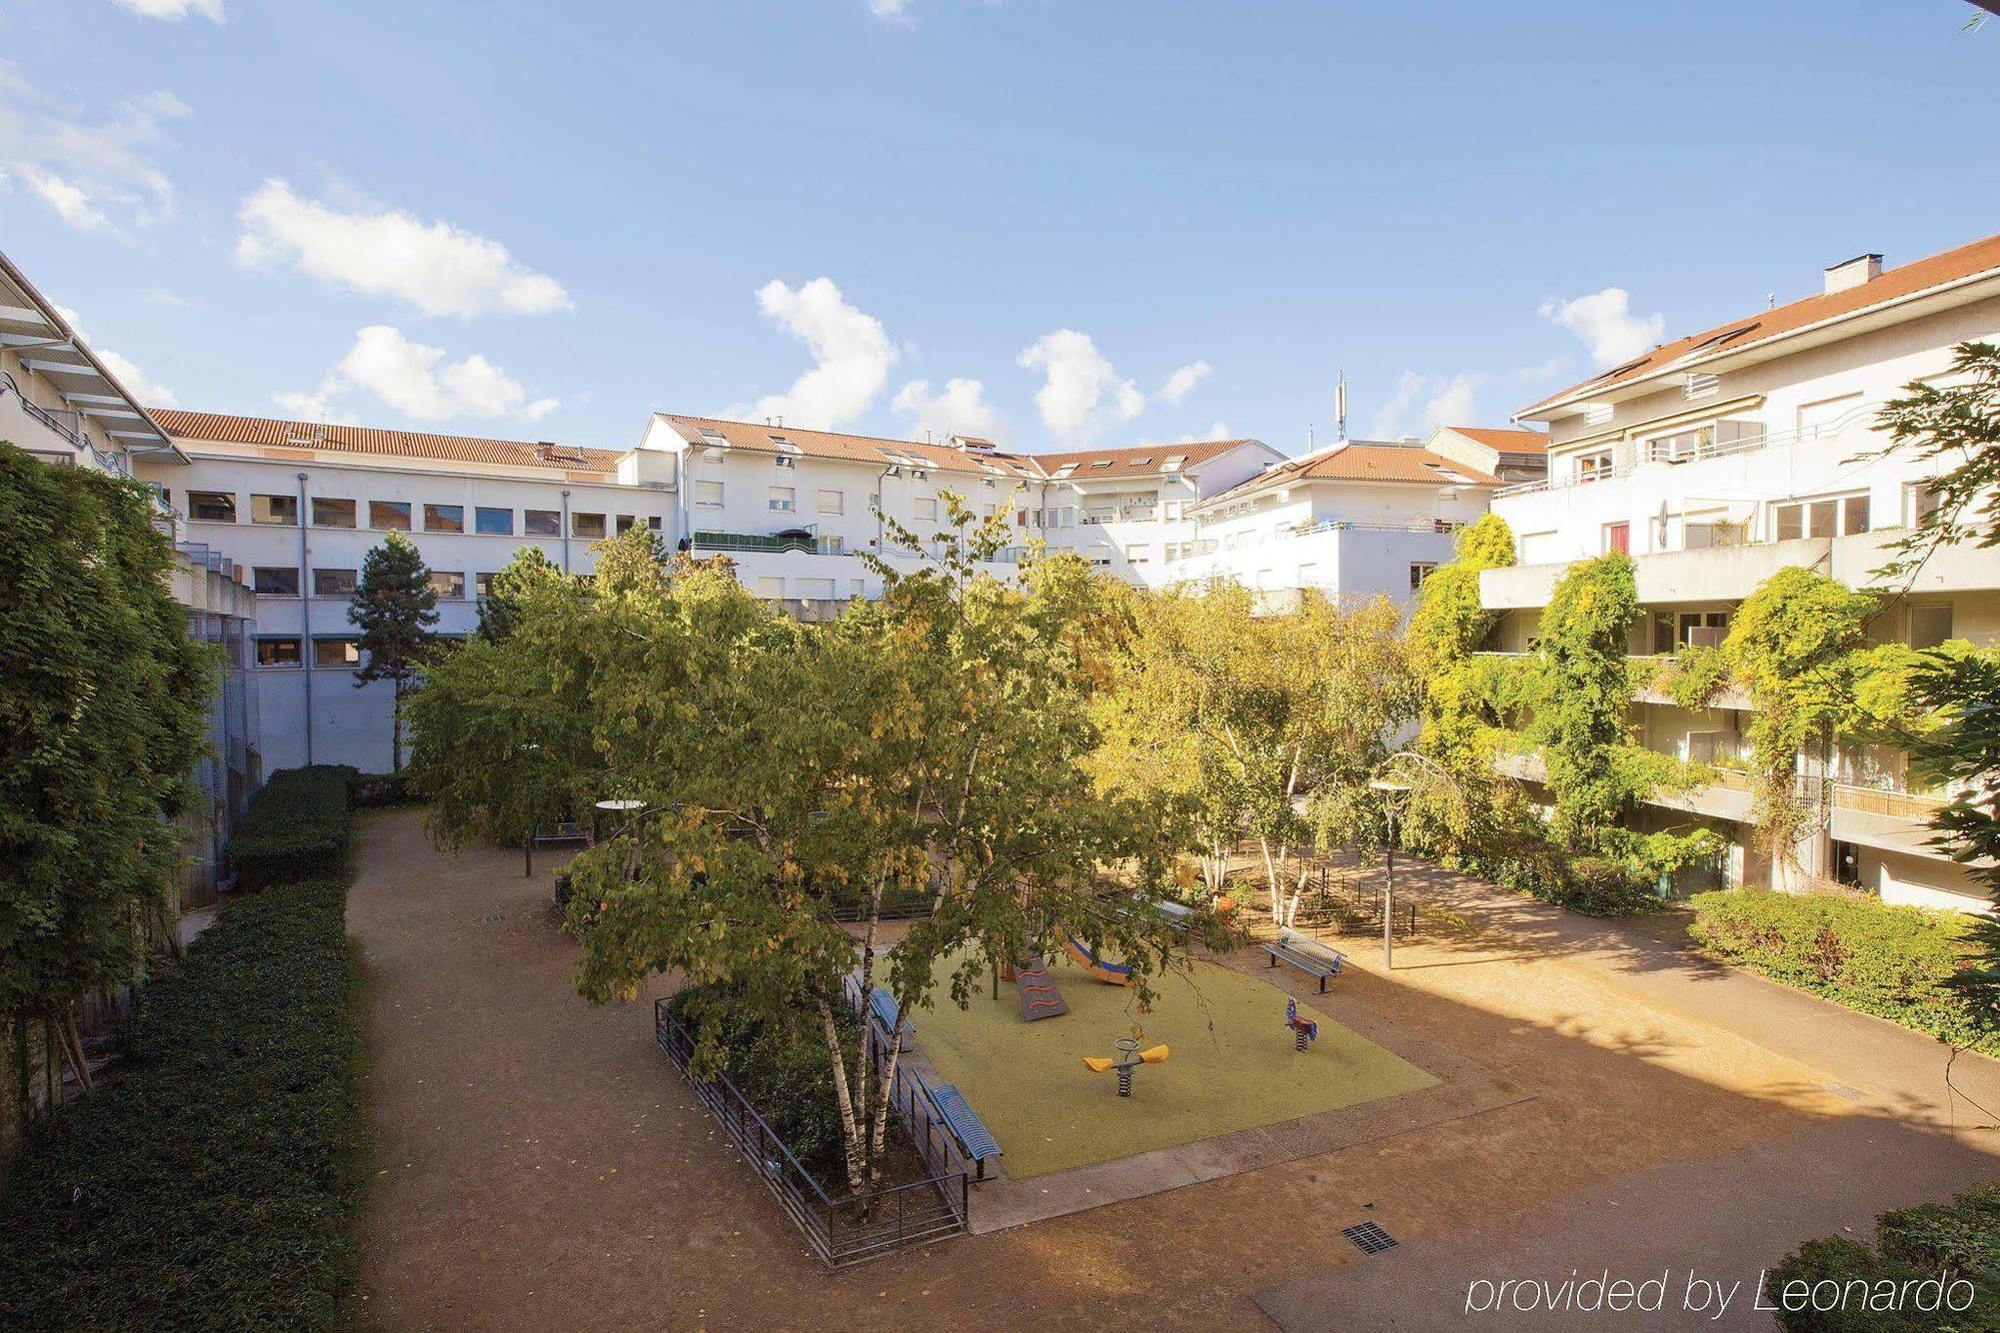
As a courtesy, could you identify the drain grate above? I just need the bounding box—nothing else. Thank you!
[482,912,505,926]
[1342,1221,1398,1255]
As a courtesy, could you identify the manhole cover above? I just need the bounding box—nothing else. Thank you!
[1342,1221,1398,1255]
[482,912,505,926]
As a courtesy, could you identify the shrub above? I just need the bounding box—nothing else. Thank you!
[0,873,365,1329]
[1765,1184,2000,1330]
[1690,888,1987,1049]
[230,765,356,891]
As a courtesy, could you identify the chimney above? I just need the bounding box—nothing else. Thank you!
[1823,253,1882,295]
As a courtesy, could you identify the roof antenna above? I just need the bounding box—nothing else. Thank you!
[1335,371,1349,441]
[1307,424,1314,452]
[1767,292,1776,310]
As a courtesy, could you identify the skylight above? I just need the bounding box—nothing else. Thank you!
[1053,464,1078,478]
[1090,459,1113,468]
[698,428,729,448]
[1130,455,1150,465]
[767,433,802,453]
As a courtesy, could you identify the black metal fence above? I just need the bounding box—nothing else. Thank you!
[652,1000,970,1268]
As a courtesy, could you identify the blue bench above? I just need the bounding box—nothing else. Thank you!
[927,1083,1003,1180]
[868,986,914,1038]
[1155,899,1196,930]
[1263,929,1345,992]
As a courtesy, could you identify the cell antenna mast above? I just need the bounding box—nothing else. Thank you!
[1335,373,1348,441]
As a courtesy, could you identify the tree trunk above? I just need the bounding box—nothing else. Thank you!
[814,998,868,1195]
[391,684,405,775]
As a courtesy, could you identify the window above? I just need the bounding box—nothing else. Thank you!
[648,516,663,531]
[615,514,636,535]
[314,567,358,598]
[253,566,300,596]
[256,637,302,668]
[1910,604,1954,650]
[474,506,513,535]
[249,494,297,525]
[1672,611,1730,650]
[475,572,495,599]
[798,577,836,599]
[768,486,796,513]
[754,576,785,598]
[914,496,938,521]
[849,579,867,598]
[1298,562,1320,584]
[1774,493,1869,541]
[695,481,724,507]
[313,497,356,528]
[571,512,606,539]
[187,491,235,523]
[774,455,797,470]
[1409,561,1438,591]
[1126,544,1151,564]
[428,570,467,599]
[1843,494,1871,535]
[818,489,844,516]
[1163,500,1185,521]
[314,638,360,668]
[1575,450,1614,484]
[1604,522,1630,555]
[370,500,412,531]
[1905,482,1943,529]
[524,509,561,536]
[421,503,463,533]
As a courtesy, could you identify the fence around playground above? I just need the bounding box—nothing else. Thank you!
[652,999,972,1268]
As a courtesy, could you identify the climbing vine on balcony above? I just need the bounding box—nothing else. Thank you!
[1526,552,1645,851]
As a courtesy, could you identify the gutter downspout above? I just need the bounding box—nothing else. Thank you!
[560,489,572,573]
[297,471,314,765]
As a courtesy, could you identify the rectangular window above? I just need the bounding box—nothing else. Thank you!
[755,576,785,598]
[255,637,302,668]
[1906,481,1944,529]
[818,489,844,516]
[615,514,636,535]
[647,516,663,531]
[370,500,412,531]
[475,572,494,599]
[1679,611,1729,649]
[1575,450,1614,484]
[416,503,460,533]
[312,497,356,528]
[474,506,513,535]
[1163,500,1185,521]
[1910,604,1954,650]
[1843,494,1871,535]
[1775,504,1803,542]
[571,512,606,539]
[314,638,360,668]
[253,566,300,596]
[313,567,358,598]
[1409,561,1438,591]
[1604,522,1630,554]
[1774,493,1869,541]
[797,577,836,599]
[1808,499,1838,538]
[695,481,724,507]
[768,486,796,513]
[913,496,938,521]
[188,490,236,523]
[524,509,561,536]
[774,455,797,470]
[251,493,299,525]
[1127,544,1151,564]
[428,570,467,599]
[849,579,867,598]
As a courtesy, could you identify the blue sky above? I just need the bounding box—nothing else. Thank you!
[3,0,1996,455]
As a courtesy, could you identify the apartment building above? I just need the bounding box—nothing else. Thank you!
[1,251,262,905]
[1170,427,1541,604]
[1481,231,2000,912]
[136,410,678,773]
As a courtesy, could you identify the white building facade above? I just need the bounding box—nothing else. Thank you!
[1481,233,2000,912]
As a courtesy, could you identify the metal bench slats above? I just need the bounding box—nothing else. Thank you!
[928,1084,1002,1170]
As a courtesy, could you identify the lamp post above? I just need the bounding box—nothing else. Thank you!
[1367,777,1414,970]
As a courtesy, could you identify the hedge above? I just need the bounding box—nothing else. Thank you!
[0,873,365,1329]
[1764,1183,2000,1330]
[230,764,356,891]
[1689,888,1987,1050]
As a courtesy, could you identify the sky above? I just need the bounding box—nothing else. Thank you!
[1,0,1996,457]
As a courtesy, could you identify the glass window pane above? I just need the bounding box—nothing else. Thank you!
[188,491,235,523]
[313,568,357,597]
[1808,500,1838,538]
[1910,605,1953,650]
[370,501,412,531]
[571,512,606,538]
[1774,504,1803,542]
[312,497,356,528]
[314,638,360,668]
[427,570,466,599]
[252,566,299,596]
[474,506,513,535]
[525,509,561,535]
[256,638,301,667]
[424,504,465,533]
[695,481,724,506]
[1843,494,1871,534]
[251,494,298,525]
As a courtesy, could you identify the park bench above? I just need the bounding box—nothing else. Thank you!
[868,986,914,1039]
[532,820,586,847]
[925,1082,1003,1181]
[1155,899,1196,930]
[1262,928,1345,992]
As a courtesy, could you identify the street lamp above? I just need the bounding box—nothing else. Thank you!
[1367,777,1415,970]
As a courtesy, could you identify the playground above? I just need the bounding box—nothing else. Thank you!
[907,944,1439,1179]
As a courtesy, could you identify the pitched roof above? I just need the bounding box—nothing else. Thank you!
[1524,229,2000,415]
[1200,441,1500,509]
[1446,425,1549,455]
[659,414,1043,479]
[1030,438,1257,480]
[150,409,624,471]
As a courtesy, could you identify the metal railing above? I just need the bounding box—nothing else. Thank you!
[653,1000,969,1268]
[1166,517,1464,563]
[1494,409,1880,499]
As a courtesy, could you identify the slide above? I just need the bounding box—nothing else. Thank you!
[1013,957,1069,1021]
[1060,934,1131,986]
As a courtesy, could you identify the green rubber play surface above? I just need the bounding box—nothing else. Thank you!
[906,950,1438,1179]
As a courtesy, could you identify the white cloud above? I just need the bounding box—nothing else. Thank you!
[235,179,572,318]
[1539,287,1665,368]
[737,277,896,429]
[112,0,225,19]
[892,377,1000,442]
[282,325,557,423]
[869,0,913,20]
[53,304,178,407]
[1176,421,1231,444]
[0,65,189,234]
[1017,329,1144,444]
[1159,359,1212,406]
[1369,371,1485,439]
[22,170,111,233]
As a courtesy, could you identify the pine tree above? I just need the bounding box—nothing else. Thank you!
[475,544,561,641]
[350,531,439,773]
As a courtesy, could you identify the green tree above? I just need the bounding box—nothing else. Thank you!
[0,444,212,1117]
[474,543,561,641]
[1527,552,1642,850]
[350,531,438,773]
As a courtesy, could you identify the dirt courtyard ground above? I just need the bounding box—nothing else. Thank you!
[347,810,2000,1331]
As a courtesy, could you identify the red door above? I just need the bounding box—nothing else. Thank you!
[1606,522,1630,554]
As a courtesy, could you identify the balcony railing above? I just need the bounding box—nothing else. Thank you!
[1494,408,1881,500]
[1167,516,1465,563]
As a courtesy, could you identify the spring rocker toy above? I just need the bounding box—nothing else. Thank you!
[1083,1026,1169,1097]
[1284,996,1320,1053]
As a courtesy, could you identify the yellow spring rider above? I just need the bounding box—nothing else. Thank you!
[1083,1027,1169,1098]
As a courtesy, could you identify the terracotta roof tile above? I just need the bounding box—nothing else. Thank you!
[1202,442,1499,507]
[660,415,1044,479]
[153,409,623,471]
[1525,230,2000,414]
[1447,425,1549,454]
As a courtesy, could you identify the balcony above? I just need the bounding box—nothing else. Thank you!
[692,529,827,556]
[1469,652,1756,711]
[1482,537,1834,610]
